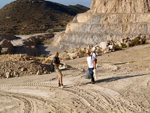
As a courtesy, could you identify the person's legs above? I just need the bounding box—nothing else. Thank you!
[58,77,61,86]
[60,77,63,84]
[56,69,63,87]
[89,68,95,83]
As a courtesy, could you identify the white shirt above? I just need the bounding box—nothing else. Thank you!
[92,53,98,59]
[87,56,95,68]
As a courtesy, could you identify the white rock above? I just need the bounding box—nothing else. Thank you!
[5,72,10,78]
[99,42,107,51]
[37,70,42,75]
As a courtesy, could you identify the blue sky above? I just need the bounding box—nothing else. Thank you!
[0,0,92,9]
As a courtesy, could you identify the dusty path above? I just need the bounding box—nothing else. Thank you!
[11,33,49,46]
[0,44,150,113]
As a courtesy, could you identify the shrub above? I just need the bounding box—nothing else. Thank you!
[131,38,140,45]
[24,32,28,35]
[40,54,48,58]
[48,29,51,32]
[121,43,127,48]
[141,37,146,44]
[96,49,102,54]
[115,45,122,50]
[79,49,85,54]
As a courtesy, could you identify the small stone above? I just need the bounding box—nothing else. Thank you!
[5,72,10,78]
[13,71,19,77]
[37,70,42,75]
[20,68,26,71]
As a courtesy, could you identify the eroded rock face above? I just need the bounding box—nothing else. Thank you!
[54,0,150,49]
[90,0,150,14]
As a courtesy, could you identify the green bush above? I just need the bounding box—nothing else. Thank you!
[24,32,28,35]
[121,43,127,48]
[141,37,146,44]
[115,45,122,50]
[48,29,51,32]
[96,49,102,54]
[131,38,140,45]
[40,54,48,58]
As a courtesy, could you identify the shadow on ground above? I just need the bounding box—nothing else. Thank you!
[96,73,149,83]
[76,73,150,87]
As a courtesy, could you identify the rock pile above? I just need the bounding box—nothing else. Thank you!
[0,39,14,54]
[0,54,51,79]
[0,33,54,56]
[22,34,54,47]
[0,34,16,54]
[46,34,148,62]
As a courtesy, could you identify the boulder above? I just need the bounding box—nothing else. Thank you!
[0,39,14,54]
[115,40,122,47]
[80,47,86,52]
[20,67,26,71]
[13,71,19,77]
[67,52,78,59]
[104,47,110,53]
[37,70,42,75]
[108,45,115,52]
[99,42,107,51]
[59,52,70,60]
[1,48,8,54]
[5,72,10,78]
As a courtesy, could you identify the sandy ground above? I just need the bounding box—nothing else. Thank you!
[0,44,150,113]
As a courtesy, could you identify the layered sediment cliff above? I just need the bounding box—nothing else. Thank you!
[54,0,150,49]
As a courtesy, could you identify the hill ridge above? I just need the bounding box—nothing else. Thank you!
[0,0,89,34]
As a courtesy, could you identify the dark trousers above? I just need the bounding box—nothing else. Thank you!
[89,68,95,82]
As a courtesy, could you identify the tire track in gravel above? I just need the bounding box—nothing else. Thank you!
[0,75,147,113]
[0,90,71,113]
[0,82,142,113]
[0,82,106,112]
[0,95,21,113]
[0,92,33,113]
[62,85,143,113]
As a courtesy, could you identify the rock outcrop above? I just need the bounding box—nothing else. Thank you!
[54,0,150,49]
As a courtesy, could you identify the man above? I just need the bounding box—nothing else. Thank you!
[87,50,96,84]
[92,50,98,80]
[53,52,64,88]
[92,50,98,61]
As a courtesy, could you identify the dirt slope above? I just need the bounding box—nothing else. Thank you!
[0,44,150,113]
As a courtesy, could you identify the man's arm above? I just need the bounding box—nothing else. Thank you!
[53,62,59,66]
[93,59,96,69]
[87,62,89,70]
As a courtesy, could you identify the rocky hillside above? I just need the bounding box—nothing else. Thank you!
[0,0,89,34]
[53,0,150,49]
